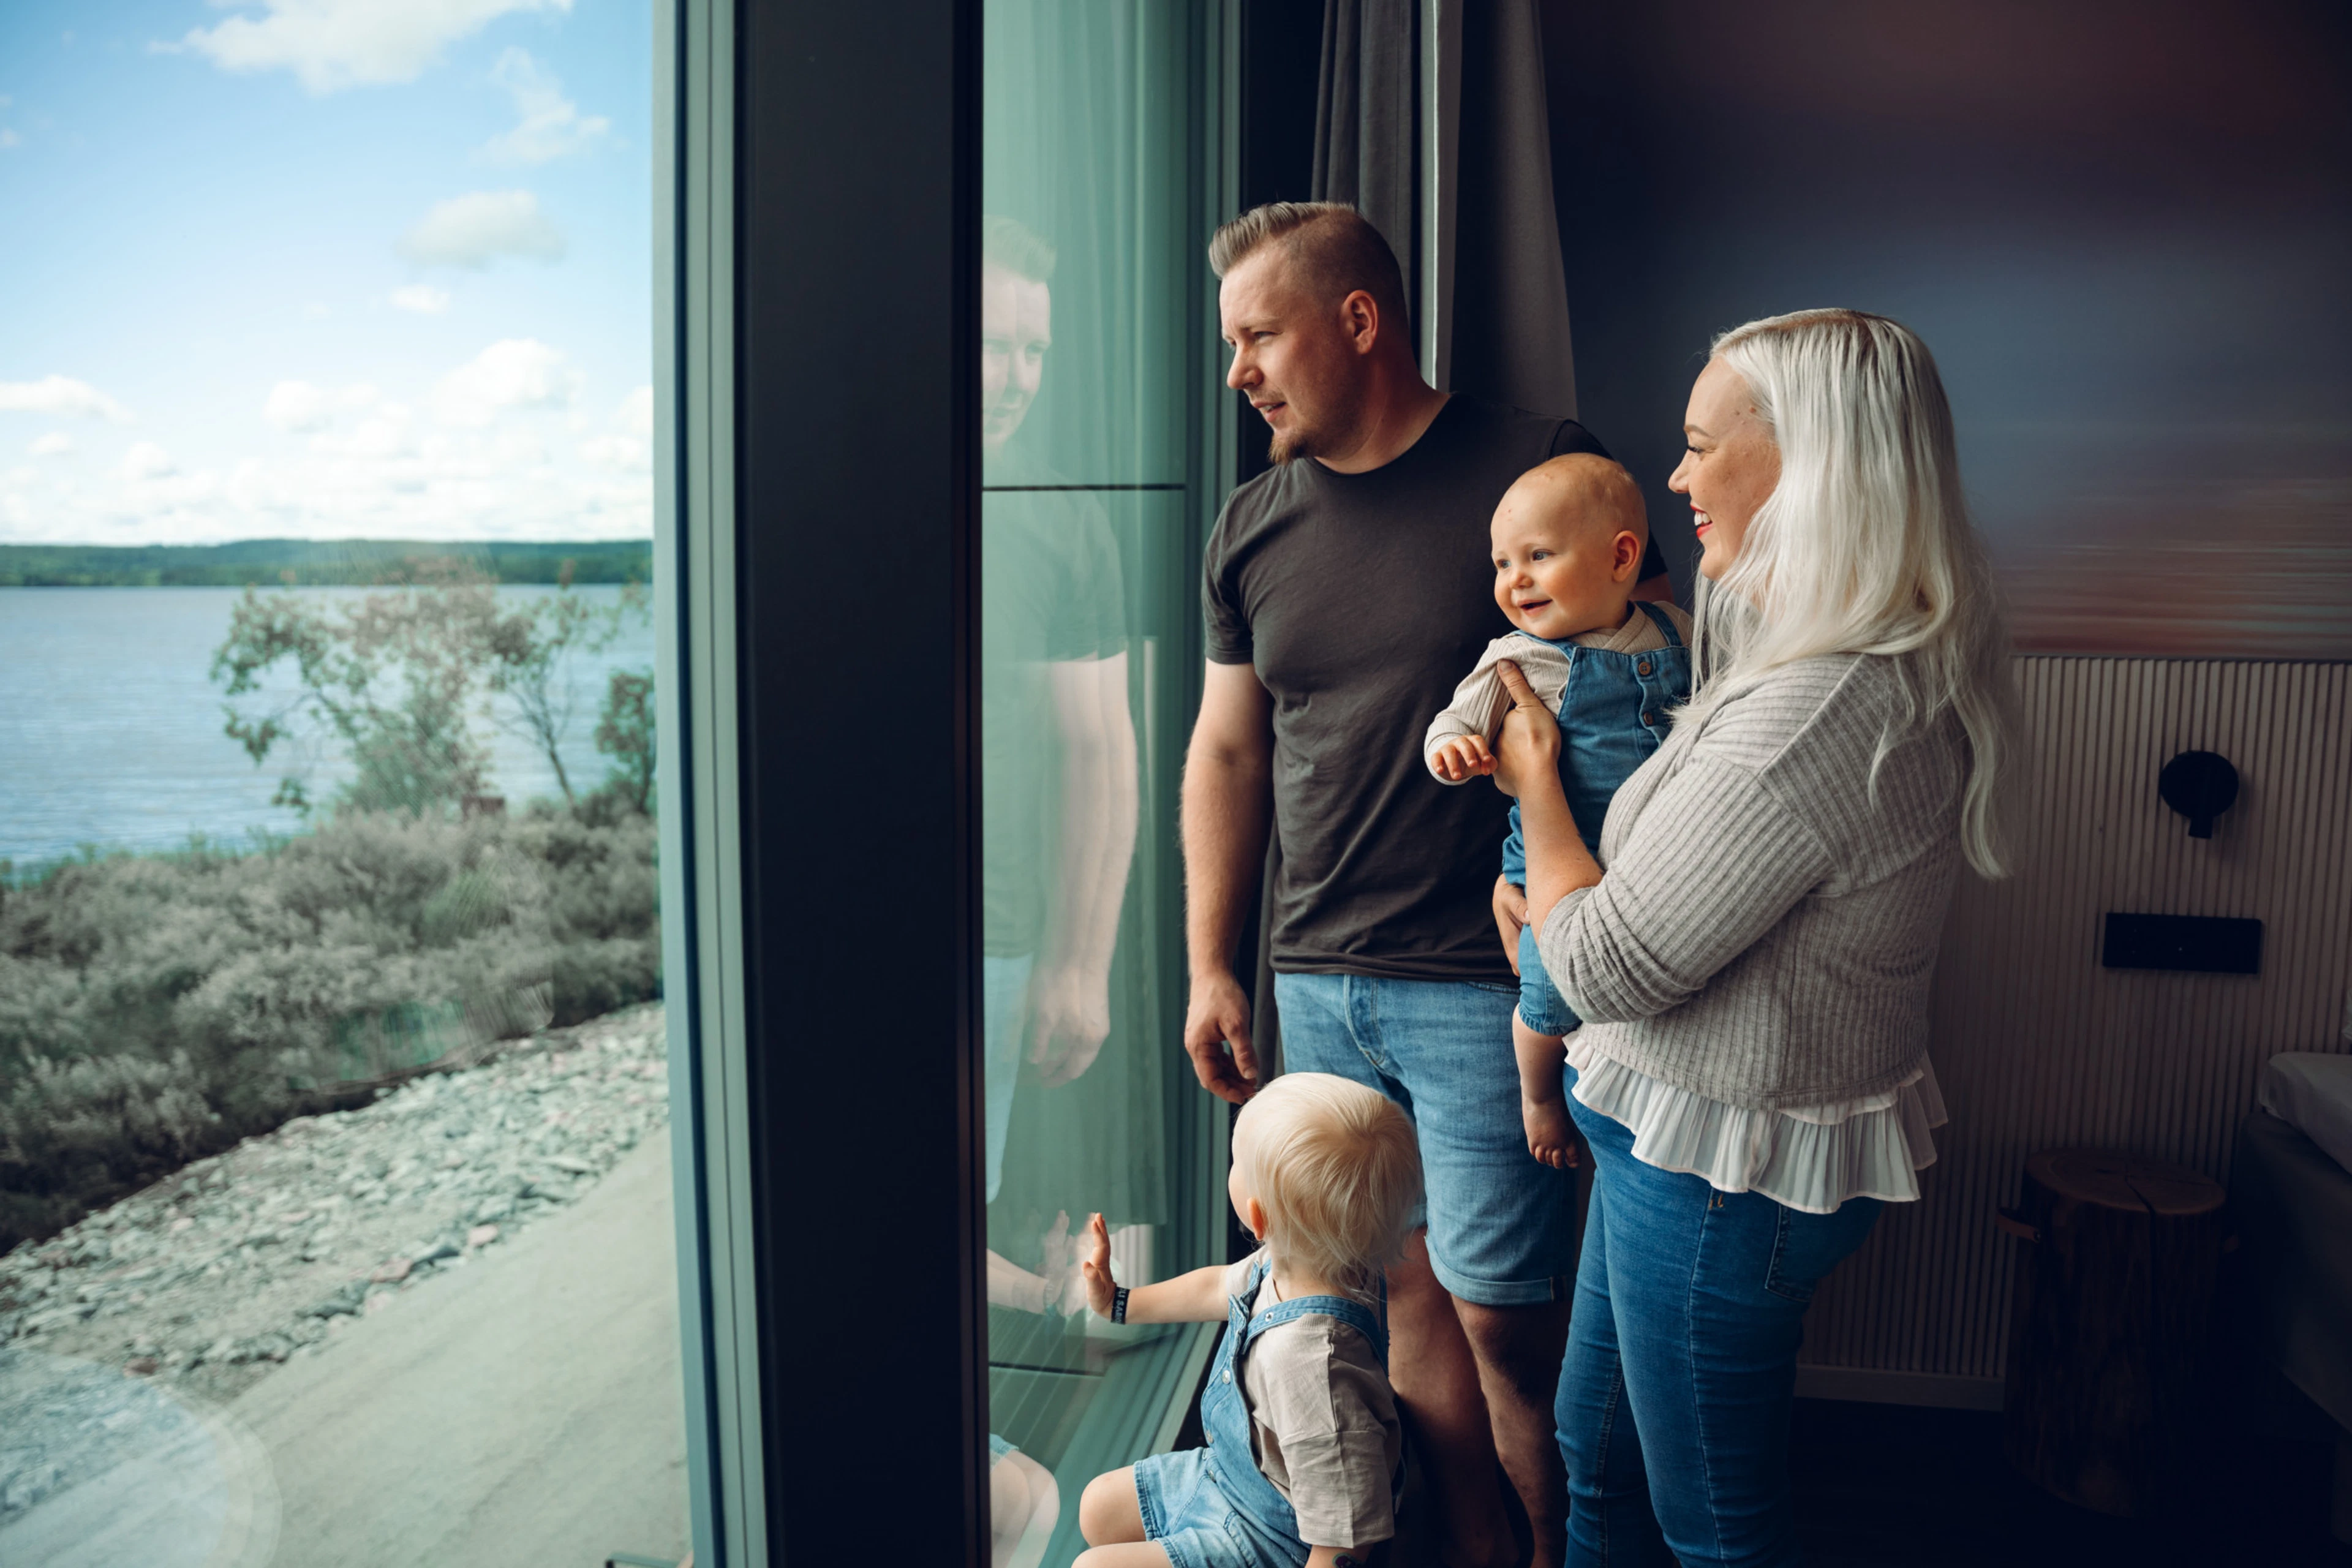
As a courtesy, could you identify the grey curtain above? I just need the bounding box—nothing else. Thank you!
[1313,0,1581,417]
[1312,0,1423,317]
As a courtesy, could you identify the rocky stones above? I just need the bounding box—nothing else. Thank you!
[0,1003,667,1405]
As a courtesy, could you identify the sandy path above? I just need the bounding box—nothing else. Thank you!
[228,1127,690,1567]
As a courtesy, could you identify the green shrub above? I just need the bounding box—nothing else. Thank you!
[0,802,659,1253]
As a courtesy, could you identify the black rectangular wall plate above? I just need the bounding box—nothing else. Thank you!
[2101,913,2264,974]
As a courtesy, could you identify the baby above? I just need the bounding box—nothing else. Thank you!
[1423,453,1694,1169]
[1074,1072,1421,1568]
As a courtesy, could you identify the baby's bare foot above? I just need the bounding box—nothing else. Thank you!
[1522,1097,1578,1169]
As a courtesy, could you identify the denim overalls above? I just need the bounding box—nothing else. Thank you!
[1501,601,1693,1036]
[1131,1256,1396,1568]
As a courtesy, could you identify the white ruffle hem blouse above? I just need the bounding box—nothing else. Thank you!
[1562,1034,1945,1214]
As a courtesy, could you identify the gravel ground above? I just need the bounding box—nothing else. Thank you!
[0,1000,669,1526]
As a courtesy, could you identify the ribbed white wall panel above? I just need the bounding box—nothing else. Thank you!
[1798,657,2352,1393]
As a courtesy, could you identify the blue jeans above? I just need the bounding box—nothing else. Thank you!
[1556,1071,1881,1566]
[1274,971,1578,1305]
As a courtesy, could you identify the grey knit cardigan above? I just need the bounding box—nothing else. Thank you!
[1533,652,1966,1110]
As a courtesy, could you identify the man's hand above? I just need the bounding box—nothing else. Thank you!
[1183,968,1261,1103]
[1026,963,1111,1087]
[1494,876,1529,973]
[1430,734,1496,782]
[1078,1212,1118,1319]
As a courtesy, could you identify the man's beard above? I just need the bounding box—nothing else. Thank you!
[1266,402,1361,466]
[1267,411,1327,464]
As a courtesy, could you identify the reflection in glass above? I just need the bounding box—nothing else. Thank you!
[982,4,1211,1564]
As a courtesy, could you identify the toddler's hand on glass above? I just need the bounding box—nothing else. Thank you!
[1431,734,1496,782]
[1079,1212,1118,1319]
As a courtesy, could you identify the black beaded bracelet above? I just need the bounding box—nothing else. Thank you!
[1110,1285,1130,1324]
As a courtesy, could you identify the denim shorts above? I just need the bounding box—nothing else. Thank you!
[1514,922,1581,1038]
[1273,971,1579,1305]
[1133,1448,1309,1568]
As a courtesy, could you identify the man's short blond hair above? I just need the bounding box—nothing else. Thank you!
[1208,201,1411,334]
[1233,1072,1422,1301]
[983,214,1055,285]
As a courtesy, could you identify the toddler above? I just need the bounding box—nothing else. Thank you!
[1074,1072,1421,1568]
[1422,454,1693,1169]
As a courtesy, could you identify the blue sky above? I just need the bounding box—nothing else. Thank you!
[0,0,652,545]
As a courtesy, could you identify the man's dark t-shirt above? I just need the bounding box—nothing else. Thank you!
[1205,396,1651,982]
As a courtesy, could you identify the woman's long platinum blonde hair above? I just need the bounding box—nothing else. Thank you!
[1689,308,2016,878]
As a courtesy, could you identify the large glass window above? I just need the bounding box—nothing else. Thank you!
[979,4,1220,1564]
[0,5,684,1564]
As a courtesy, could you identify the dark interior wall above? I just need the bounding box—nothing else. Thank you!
[1544,0,2352,659]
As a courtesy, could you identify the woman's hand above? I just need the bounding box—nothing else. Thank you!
[1494,876,1528,973]
[1491,660,1562,799]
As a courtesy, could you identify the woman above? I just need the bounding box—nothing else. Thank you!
[1491,309,2014,1566]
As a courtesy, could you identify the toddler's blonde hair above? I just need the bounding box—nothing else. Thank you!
[1234,1072,1422,1301]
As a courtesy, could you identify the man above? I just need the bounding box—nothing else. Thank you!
[978,213,1139,1305]
[1180,202,1666,1568]
[978,214,1139,1568]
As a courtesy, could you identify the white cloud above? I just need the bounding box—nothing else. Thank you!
[398,190,564,268]
[0,130,20,151]
[310,413,413,459]
[389,284,451,315]
[480,49,608,165]
[178,0,574,96]
[121,442,176,481]
[580,385,654,472]
[28,432,74,458]
[617,384,653,437]
[0,375,132,421]
[0,358,650,550]
[432,339,578,427]
[263,380,379,432]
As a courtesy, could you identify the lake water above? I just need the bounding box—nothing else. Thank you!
[0,587,656,867]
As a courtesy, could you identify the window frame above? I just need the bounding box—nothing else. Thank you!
[662,1,989,1559]
[658,3,1243,1560]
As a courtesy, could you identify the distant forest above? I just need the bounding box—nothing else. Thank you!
[0,538,654,588]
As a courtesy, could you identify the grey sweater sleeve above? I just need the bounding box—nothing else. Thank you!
[1536,753,1833,1022]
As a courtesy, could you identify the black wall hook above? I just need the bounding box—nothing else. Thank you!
[2158,750,2239,839]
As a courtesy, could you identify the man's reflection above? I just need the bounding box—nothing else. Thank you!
[979,214,1139,1565]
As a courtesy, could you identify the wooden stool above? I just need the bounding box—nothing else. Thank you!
[1999,1148,2227,1518]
